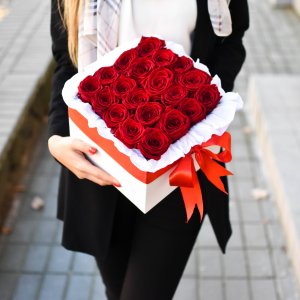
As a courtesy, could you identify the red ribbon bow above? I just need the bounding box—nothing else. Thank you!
[169,132,233,222]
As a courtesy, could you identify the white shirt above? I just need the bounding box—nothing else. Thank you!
[118,0,197,55]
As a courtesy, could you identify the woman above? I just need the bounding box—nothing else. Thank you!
[48,0,249,299]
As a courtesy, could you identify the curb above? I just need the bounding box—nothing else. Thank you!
[0,60,54,229]
[246,74,300,290]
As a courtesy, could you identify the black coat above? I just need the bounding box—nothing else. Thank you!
[49,0,249,258]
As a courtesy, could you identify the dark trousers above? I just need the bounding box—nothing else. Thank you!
[95,187,203,300]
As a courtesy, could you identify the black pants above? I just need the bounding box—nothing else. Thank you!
[95,187,203,300]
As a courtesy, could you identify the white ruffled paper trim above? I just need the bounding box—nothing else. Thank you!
[62,37,243,172]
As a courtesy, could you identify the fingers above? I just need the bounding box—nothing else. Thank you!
[70,138,97,155]
[84,173,119,187]
[71,152,121,187]
[49,136,121,187]
[80,162,120,186]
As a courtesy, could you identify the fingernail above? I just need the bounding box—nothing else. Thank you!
[88,147,97,154]
[113,182,121,187]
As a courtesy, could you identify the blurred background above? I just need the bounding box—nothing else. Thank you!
[0,0,300,299]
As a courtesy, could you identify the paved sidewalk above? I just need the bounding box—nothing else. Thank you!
[247,74,300,287]
[0,0,52,225]
[0,0,300,300]
[0,0,51,152]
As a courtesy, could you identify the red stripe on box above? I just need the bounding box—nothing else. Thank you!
[68,108,176,184]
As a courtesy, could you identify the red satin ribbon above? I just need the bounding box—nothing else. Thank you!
[169,132,233,222]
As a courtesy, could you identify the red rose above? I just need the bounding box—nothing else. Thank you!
[195,84,221,113]
[159,109,190,141]
[188,90,197,98]
[178,98,207,125]
[162,84,188,107]
[128,58,155,79]
[171,56,193,73]
[115,119,145,148]
[153,49,178,67]
[102,103,128,129]
[138,128,171,160]
[114,48,138,72]
[150,95,162,102]
[91,86,116,115]
[143,68,174,95]
[112,75,137,97]
[94,66,119,85]
[179,69,211,90]
[123,88,150,109]
[137,36,166,57]
[77,75,101,103]
[135,102,164,126]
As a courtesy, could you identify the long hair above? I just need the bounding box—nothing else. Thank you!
[58,0,82,66]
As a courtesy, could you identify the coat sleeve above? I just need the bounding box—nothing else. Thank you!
[208,0,249,92]
[48,0,78,138]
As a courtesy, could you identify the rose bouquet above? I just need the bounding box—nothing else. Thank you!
[62,36,242,220]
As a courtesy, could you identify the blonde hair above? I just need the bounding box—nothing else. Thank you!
[59,0,82,66]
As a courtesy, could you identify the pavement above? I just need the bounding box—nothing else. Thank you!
[0,0,52,225]
[0,0,300,300]
[0,0,51,153]
[247,74,300,287]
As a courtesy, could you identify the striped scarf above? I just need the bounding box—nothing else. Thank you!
[78,0,232,71]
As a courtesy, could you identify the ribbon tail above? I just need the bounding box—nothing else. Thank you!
[180,162,204,222]
[169,154,204,222]
[196,151,232,194]
[193,168,204,220]
[180,186,197,222]
[180,186,204,222]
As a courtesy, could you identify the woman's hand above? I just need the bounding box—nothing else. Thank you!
[48,135,121,187]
